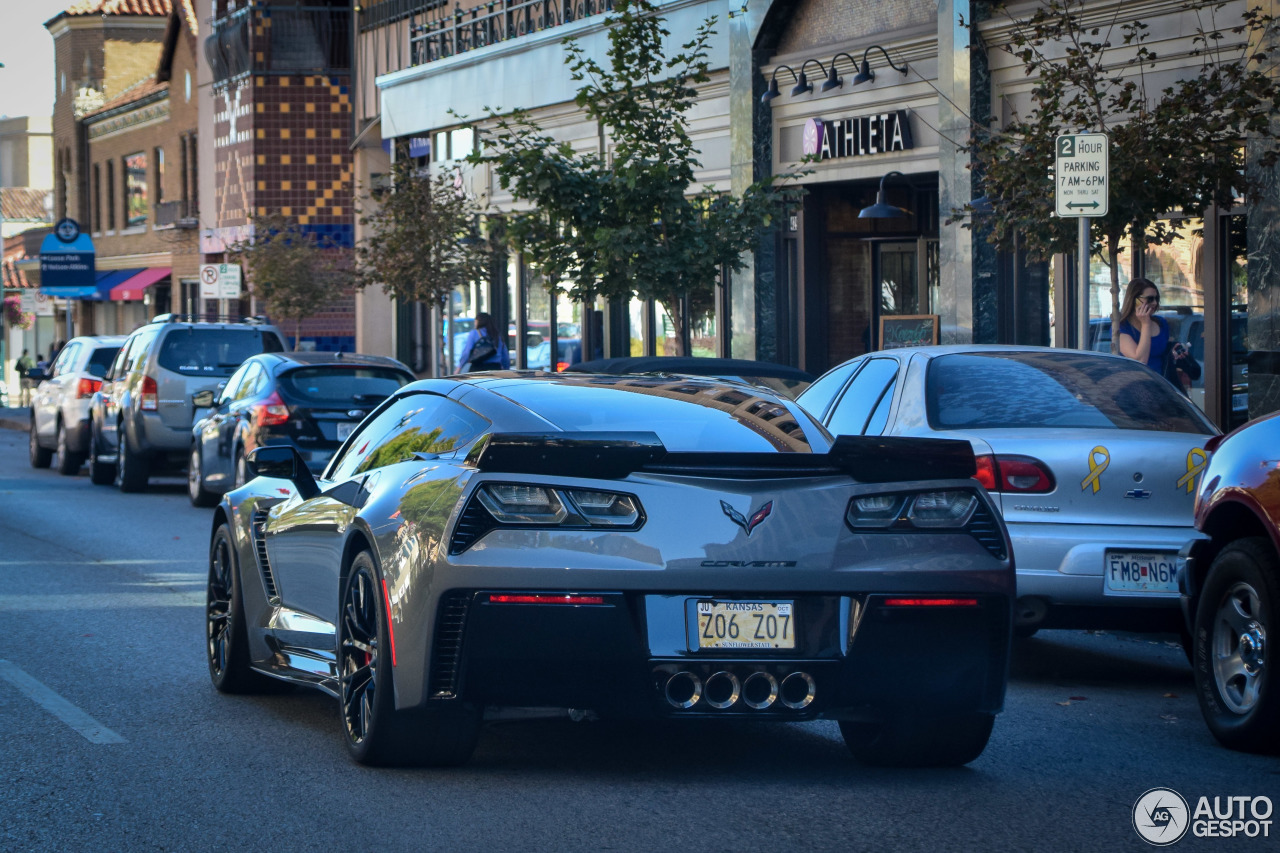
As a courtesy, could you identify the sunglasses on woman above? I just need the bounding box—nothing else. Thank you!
[1138,295,1160,304]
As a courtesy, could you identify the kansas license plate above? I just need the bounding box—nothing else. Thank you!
[694,600,795,650]
[337,422,356,441]
[1105,551,1179,595]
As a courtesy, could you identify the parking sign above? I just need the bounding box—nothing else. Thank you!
[1055,133,1109,217]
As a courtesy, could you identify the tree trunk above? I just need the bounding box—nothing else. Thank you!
[1108,232,1121,355]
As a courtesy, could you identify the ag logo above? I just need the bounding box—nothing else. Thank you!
[1133,787,1190,845]
[720,500,773,537]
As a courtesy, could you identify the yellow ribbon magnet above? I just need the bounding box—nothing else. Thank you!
[1176,448,1208,493]
[1081,446,1109,493]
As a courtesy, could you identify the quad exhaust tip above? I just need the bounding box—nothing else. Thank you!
[663,669,813,711]
[664,671,702,709]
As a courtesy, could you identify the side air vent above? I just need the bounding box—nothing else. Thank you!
[428,592,471,700]
[448,499,496,555]
[966,502,1008,561]
[251,509,281,601]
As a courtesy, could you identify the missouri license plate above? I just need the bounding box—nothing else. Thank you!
[694,600,794,650]
[337,422,356,441]
[1105,551,1179,595]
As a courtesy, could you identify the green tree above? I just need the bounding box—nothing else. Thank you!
[471,0,803,355]
[964,0,1280,342]
[227,214,345,350]
[353,159,490,307]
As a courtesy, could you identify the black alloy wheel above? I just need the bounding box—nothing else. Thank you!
[29,417,52,469]
[839,712,995,767]
[87,419,114,485]
[188,444,218,507]
[338,552,480,767]
[1192,537,1280,754]
[206,523,274,693]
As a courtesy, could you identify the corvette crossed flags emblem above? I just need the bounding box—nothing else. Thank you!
[720,500,774,536]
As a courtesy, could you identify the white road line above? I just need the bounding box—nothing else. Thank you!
[0,660,126,744]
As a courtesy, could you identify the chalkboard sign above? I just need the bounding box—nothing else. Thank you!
[879,314,940,350]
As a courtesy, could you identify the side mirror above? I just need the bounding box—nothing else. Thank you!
[192,389,216,408]
[245,446,319,499]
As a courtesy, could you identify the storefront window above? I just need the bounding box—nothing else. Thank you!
[124,152,149,228]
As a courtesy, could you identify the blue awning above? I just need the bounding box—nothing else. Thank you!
[48,268,143,301]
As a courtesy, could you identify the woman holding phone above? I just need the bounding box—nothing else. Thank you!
[1116,277,1200,394]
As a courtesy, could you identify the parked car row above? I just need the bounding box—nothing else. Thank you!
[24,334,1269,762]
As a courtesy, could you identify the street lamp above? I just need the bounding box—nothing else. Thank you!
[851,45,908,85]
[859,171,914,219]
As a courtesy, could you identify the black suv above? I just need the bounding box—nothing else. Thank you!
[187,351,414,506]
[88,315,287,491]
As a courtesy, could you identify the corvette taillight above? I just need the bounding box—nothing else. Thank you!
[487,594,605,605]
[883,598,979,607]
[77,377,102,399]
[845,487,1007,561]
[974,454,1055,493]
[476,484,641,527]
[252,390,290,426]
[140,375,158,411]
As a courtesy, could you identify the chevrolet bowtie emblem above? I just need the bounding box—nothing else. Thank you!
[1124,489,1152,499]
[721,500,773,536]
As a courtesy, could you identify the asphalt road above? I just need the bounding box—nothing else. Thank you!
[0,419,1277,852]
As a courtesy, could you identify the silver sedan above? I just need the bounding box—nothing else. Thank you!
[797,345,1218,636]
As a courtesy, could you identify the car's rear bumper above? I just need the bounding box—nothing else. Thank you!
[413,590,1012,722]
[1009,521,1205,608]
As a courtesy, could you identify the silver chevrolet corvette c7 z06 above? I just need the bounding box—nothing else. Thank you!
[205,371,1014,767]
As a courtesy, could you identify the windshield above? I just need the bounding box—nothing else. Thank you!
[926,351,1213,434]
[278,366,413,404]
[156,329,285,377]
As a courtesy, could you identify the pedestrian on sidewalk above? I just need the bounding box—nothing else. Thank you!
[1116,277,1200,395]
[457,312,510,372]
[14,349,35,407]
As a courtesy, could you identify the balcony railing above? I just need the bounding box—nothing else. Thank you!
[155,199,198,229]
[359,0,446,32]
[409,0,613,66]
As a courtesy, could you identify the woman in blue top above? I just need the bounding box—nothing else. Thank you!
[1116,277,1199,393]
[457,311,510,372]
[1116,278,1168,371]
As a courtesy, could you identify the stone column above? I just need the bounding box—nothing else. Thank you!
[937,0,974,343]
[1245,0,1280,417]
[729,5,764,360]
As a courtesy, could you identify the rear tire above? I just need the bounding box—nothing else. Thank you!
[206,523,275,693]
[87,419,115,485]
[55,420,84,475]
[188,444,218,507]
[28,417,52,469]
[338,552,480,767]
[839,712,995,767]
[1192,537,1280,754]
[115,427,150,492]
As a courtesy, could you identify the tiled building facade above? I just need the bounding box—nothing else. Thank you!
[199,0,357,350]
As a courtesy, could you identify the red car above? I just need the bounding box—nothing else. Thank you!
[1180,412,1280,753]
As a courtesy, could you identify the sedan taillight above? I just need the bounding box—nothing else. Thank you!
[140,375,158,411]
[974,454,1055,493]
[77,377,102,399]
[252,390,291,426]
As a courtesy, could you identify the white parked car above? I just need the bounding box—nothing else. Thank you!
[29,335,126,475]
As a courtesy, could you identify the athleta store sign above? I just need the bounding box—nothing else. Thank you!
[802,110,913,160]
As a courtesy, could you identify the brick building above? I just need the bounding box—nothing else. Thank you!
[78,0,202,333]
[197,0,357,351]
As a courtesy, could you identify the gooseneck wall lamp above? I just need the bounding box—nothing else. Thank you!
[858,171,913,219]
[763,45,909,106]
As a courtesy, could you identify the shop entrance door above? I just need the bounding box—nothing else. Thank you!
[877,242,921,316]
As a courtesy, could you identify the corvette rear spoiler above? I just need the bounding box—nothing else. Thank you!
[468,432,976,484]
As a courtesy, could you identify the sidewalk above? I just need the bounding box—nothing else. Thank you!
[0,407,30,432]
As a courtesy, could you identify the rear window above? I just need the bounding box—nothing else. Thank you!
[498,378,818,452]
[87,346,121,378]
[278,367,412,404]
[156,329,285,377]
[926,351,1213,434]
